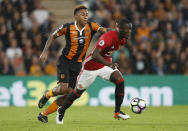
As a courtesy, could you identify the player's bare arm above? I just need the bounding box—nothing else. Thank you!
[98,27,114,34]
[40,32,59,63]
[92,48,118,69]
[98,22,118,34]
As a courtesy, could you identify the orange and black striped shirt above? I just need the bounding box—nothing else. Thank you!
[54,21,101,63]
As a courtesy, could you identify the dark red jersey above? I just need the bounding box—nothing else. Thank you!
[84,31,126,70]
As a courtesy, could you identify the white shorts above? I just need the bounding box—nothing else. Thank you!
[76,66,118,90]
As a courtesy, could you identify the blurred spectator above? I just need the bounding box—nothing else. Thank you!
[183,32,188,49]
[126,2,137,22]
[93,3,109,26]
[115,49,131,74]
[22,3,33,30]
[32,0,49,25]
[182,0,188,21]
[0,56,14,75]
[136,19,150,42]
[12,53,26,76]
[173,11,185,33]
[0,24,8,47]
[0,40,3,51]
[23,41,33,74]
[153,57,166,75]
[184,61,188,75]
[34,33,44,53]
[6,39,22,61]
[132,52,147,74]
[29,55,43,76]
[45,57,57,75]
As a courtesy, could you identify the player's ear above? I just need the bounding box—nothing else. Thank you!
[116,27,119,32]
[74,14,78,19]
[74,12,79,19]
[115,22,118,30]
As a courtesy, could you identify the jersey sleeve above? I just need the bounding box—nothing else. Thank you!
[91,22,102,32]
[52,24,67,37]
[96,35,111,50]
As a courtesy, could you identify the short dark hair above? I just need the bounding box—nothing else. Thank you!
[74,5,88,15]
[117,19,131,28]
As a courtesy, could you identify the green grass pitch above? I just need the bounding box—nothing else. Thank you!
[0,106,188,131]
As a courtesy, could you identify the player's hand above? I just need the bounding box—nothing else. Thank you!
[39,52,48,63]
[109,63,119,70]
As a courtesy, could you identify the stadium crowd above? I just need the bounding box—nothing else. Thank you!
[86,0,188,75]
[0,0,188,76]
[0,0,60,76]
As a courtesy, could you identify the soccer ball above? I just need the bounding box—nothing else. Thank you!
[130,98,146,114]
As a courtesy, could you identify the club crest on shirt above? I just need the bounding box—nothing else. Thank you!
[60,74,65,79]
[99,40,104,46]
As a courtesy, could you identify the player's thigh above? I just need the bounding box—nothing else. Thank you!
[69,60,82,89]
[57,56,70,84]
[77,69,97,90]
[69,69,81,89]
[98,66,118,81]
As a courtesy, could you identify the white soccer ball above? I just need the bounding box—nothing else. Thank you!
[130,98,146,114]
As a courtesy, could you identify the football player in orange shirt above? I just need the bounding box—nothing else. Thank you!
[37,5,111,123]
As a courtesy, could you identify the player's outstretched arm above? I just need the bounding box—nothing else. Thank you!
[40,33,58,63]
[98,22,118,34]
[98,27,113,34]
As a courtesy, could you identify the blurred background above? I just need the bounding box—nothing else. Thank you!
[0,0,188,107]
[0,0,188,76]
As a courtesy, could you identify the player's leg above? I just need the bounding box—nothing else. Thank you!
[54,66,84,124]
[56,69,97,124]
[98,66,130,120]
[38,95,66,123]
[38,88,74,123]
[39,69,79,115]
[38,60,82,123]
[46,57,72,97]
[110,70,130,120]
[38,83,70,109]
[38,57,70,109]
[37,94,68,122]
[43,57,82,102]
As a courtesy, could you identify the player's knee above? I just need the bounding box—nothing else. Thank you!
[110,71,124,83]
[59,83,69,88]
[72,88,85,98]
[76,88,85,95]
[115,77,124,85]
[56,95,67,106]
[77,84,87,90]
[67,88,73,94]
[56,83,71,95]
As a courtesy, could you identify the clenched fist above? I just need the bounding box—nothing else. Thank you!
[39,52,48,63]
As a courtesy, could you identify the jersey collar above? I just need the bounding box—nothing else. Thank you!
[75,21,86,36]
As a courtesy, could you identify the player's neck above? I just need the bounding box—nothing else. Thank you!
[76,21,85,30]
[117,31,122,40]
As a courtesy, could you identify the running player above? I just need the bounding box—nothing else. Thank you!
[56,19,132,124]
[37,5,110,123]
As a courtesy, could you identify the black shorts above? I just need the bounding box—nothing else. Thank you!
[57,55,82,89]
